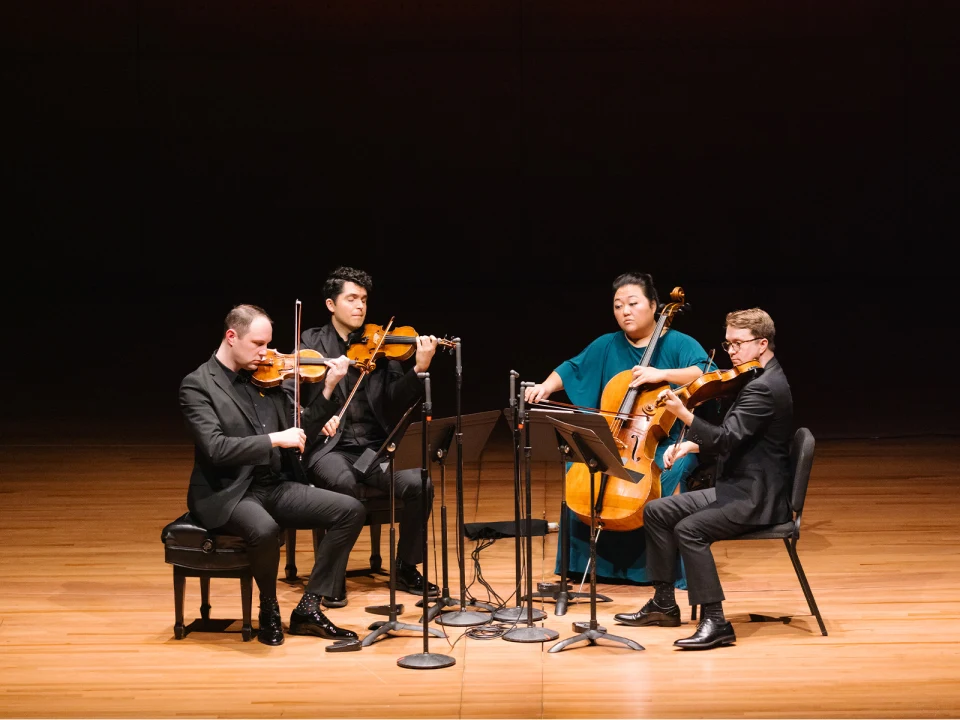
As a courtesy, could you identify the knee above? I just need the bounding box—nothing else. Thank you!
[244,519,281,549]
[674,518,707,548]
[644,498,667,528]
[342,497,366,530]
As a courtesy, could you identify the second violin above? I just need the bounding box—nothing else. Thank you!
[346,320,457,366]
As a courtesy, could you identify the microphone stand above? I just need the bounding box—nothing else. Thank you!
[493,372,546,623]
[399,373,455,669]
[433,338,493,628]
[503,382,559,644]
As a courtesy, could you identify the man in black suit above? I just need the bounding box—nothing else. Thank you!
[614,308,794,650]
[179,304,364,646]
[295,266,440,607]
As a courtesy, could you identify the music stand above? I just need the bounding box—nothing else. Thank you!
[502,385,559,644]
[401,410,501,625]
[504,407,613,616]
[358,402,446,648]
[545,415,644,653]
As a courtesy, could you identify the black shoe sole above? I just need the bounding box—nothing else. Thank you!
[321,597,348,609]
[396,579,440,596]
[674,634,737,650]
[288,622,358,641]
[257,633,285,646]
[614,614,682,627]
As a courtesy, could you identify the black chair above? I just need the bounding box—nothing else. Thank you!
[284,485,403,581]
[161,512,284,642]
[691,427,827,636]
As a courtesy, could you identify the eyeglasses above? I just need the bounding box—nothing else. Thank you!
[721,337,765,353]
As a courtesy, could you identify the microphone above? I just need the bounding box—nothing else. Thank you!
[519,381,534,429]
[418,372,432,420]
[509,370,519,409]
[453,337,462,375]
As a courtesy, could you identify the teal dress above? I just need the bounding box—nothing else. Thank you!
[554,329,711,587]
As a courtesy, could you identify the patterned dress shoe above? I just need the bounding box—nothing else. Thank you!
[257,598,285,646]
[395,559,439,596]
[613,598,682,627]
[673,617,736,650]
[289,593,358,640]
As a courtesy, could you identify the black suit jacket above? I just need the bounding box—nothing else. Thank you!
[179,353,338,529]
[689,356,794,526]
[295,323,424,466]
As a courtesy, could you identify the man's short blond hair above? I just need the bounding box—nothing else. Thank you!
[725,308,775,351]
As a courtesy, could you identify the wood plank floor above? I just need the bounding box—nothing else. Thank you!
[2,428,959,719]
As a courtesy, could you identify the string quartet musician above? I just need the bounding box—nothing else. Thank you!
[291,266,440,608]
[523,272,712,587]
[179,304,362,646]
[615,308,794,650]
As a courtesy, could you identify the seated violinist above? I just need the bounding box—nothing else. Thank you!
[290,266,440,608]
[179,303,363,646]
[614,308,794,650]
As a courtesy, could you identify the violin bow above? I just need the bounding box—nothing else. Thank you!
[294,299,302,430]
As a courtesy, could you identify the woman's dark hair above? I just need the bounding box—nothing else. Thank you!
[322,266,373,303]
[612,272,658,306]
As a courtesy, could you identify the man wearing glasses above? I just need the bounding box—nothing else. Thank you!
[613,308,794,650]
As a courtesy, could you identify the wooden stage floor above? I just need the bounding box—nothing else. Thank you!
[2,427,959,719]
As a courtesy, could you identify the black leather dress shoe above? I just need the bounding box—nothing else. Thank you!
[673,617,736,650]
[289,594,358,640]
[257,598,285,646]
[614,598,682,627]
[321,593,347,609]
[396,560,439,596]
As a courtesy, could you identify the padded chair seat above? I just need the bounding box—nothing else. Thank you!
[162,512,250,570]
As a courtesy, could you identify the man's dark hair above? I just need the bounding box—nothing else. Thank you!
[223,304,271,338]
[322,266,373,303]
[612,272,659,306]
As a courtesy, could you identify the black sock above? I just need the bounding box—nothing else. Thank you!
[702,601,725,622]
[653,581,676,608]
[295,592,320,614]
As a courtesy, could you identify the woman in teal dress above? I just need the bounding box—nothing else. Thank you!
[524,272,711,587]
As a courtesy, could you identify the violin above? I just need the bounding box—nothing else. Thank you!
[647,359,763,414]
[346,319,457,366]
[251,348,359,388]
[564,287,688,532]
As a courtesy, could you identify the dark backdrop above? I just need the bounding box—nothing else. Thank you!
[3,1,958,444]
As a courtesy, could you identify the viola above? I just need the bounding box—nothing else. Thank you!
[647,359,763,414]
[251,348,358,388]
[346,319,457,366]
[564,287,688,532]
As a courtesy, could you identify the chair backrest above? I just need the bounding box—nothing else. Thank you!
[788,427,816,517]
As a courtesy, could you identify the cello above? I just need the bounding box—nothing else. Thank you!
[563,287,689,532]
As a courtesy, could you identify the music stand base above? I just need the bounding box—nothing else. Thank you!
[397,652,456,669]
[362,620,445,647]
[434,609,492,627]
[548,628,644,653]
[502,626,560,643]
[420,595,497,623]
[493,606,547,623]
[523,590,600,616]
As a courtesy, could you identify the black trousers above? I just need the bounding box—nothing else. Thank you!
[643,487,751,607]
[217,481,365,600]
[308,448,434,566]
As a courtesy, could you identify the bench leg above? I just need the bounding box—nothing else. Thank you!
[284,528,298,581]
[199,575,211,621]
[240,572,253,641]
[173,567,186,639]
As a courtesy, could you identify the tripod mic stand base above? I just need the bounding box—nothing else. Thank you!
[419,596,497,624]
[548,627,644,653]
[502,626,560,643]
[434,609,492,627]
[493,605,547,623]
[397,652,456,670]
[362,620,445,647]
